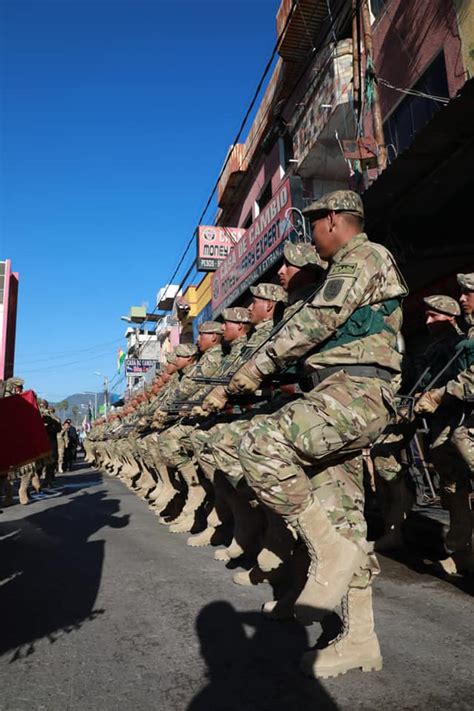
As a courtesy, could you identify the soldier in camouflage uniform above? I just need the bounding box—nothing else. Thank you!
[187,283,291,556]
[154,312,250,532]
[227,190,408,679]
[190,251,324,579]
[415,288,474,573]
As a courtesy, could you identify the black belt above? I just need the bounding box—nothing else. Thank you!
[300,365,394,391]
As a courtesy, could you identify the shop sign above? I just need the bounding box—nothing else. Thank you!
[125,359,157,375]
[212,177,302,316]
[196,226,245,271]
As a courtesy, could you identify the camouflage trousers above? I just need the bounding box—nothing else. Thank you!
[158,422,196,469]
[451,413,474,476]
[239,372,394,519]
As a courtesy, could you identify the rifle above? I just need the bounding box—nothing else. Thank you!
[192,281,323,387]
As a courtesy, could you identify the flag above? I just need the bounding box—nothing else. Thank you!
[117,348,126,373]
[0,390,51,474]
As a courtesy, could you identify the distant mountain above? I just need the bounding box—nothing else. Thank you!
[50,392,121,424]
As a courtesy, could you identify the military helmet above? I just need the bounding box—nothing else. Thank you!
[283,242,325,270]
[175,343,198,357]
[250,283,288,303]
[302,190,364,220]
[222,307,251,324]
[199,320,224,334]
[457,273,474,292]
[423,295,460,317]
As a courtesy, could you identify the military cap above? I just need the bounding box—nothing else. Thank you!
[302,190,364,219]
[199,320,224,334]
[283,242,325,270]
[457,273,474,292]
[6,377,24,387]
[175,343,198,357]
[166,351,177,364]
[222,307,251,324]
[423,295,460,317]
[250,283,288,303]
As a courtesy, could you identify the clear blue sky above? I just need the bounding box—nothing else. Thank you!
[0,0,279,402]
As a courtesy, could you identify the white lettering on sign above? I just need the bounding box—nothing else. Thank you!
[211,178,299,315]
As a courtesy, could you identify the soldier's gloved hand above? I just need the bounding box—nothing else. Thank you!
[228,360,263,395]
[191,405,207,417]
[203,386,228,412]
[152,411,168,429]
[414,388,444,415]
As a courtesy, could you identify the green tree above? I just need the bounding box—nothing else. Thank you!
[72,405,80,425]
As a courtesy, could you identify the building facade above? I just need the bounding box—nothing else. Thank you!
[0,259,19,380]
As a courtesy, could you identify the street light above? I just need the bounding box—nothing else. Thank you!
[94,372,109,418]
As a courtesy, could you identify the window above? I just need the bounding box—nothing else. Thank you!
[370,0,387,19]
[384,52,449,157]
[257,181,273,213]
[242,210,253,229]
[278,133,294,176]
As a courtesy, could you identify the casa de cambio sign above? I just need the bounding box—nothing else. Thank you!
[212,177,302,316]
[196,226,245,271]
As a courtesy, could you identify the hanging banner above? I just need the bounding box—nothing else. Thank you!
[196,226,245,271]
[211,176,303,316]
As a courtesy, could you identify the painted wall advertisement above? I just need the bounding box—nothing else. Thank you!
[211,177,303,316]
[196,225,245,271]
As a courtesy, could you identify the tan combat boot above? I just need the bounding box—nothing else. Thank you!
[214,493,263,562]
[134,467,156,498]
[301,586,382,678]
[169,463,206,533]
[19,476,30,505]
[150,464,177,512]
[257,510,297,572]
[187,505,226,547]
[292,497,368,624]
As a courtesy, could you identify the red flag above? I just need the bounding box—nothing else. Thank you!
[0,390,51,474]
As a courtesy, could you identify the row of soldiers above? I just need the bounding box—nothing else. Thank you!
[84,190,473,680]
[0,377,76,506]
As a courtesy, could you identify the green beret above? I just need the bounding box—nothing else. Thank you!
[250,283,288,303]
[423,295,460,317]
[199,320,224,334]
[175,343,198,357]
[457,273,474,292]
[222,307,251,324]
[283,242,325,270]
[302,190,364,219]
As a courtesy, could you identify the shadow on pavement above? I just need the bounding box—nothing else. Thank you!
[0,487,129,661]
[188,600,338,711]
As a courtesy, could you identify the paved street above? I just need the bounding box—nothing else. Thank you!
[0,461,472,711]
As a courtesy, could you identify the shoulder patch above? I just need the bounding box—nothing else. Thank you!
[330,263,358,277]
[323,278,345,301]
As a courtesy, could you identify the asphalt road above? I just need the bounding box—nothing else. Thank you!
[0,460,472,711]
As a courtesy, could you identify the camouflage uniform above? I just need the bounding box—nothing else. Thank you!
[414,296,473,563]
[230,191,408,641]
[194,266,319,486]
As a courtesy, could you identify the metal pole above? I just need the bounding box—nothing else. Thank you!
[94,392,97,419]
[104,377,109,418]
[360,0,387,171]
[352,0,360,120]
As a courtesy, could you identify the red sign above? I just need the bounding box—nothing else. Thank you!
[196,226,245,272]
[212,177,302,316]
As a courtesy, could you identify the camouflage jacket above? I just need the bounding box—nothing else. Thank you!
[172,345,224,402]
[255,234,408,376]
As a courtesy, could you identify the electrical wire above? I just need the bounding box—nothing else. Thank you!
[377,77,450,104]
